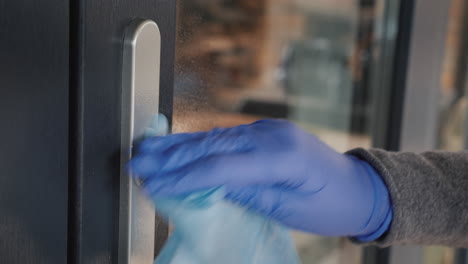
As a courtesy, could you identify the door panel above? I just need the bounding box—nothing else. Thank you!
[0,1,69,263]
[69,0,176,263]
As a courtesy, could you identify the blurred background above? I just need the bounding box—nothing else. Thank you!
[172,0,468,263]
[2,0,468,263]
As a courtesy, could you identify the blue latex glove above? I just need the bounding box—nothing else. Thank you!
[130,119,392,241]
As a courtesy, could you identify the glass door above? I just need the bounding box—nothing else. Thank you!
[173,0,401,263]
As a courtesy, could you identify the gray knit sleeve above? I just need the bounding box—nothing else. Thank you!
[347,148,468,247]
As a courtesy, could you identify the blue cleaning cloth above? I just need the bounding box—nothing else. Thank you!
[141,114,300,264]
[153,188,300,264]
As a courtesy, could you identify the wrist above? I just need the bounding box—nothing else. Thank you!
[350,157,393,242]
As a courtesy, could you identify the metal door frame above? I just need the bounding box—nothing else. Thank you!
[364,0,452,263]
[363,0,415,262]
[391,0,451,263]
[366,0,452,263]
[68,1,176,263]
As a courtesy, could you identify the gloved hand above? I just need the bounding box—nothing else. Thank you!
[130,119,392,241]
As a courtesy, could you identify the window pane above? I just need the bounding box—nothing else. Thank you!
[173,1,391,263]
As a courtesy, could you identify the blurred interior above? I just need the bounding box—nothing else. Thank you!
[172,0,467,263]
[173,0,372,147]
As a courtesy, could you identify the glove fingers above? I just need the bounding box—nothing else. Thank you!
[131,128,254,180]
[158,133,253,173]
[130,133,208,180]
[139,124,248,154]
[142,153,282,196]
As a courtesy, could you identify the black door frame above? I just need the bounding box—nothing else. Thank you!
[363,0,416,263]
[68,1,176,263]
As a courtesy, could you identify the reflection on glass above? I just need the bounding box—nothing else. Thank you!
[173,1,380,263]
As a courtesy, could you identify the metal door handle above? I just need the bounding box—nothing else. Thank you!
[119,19,161,264]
